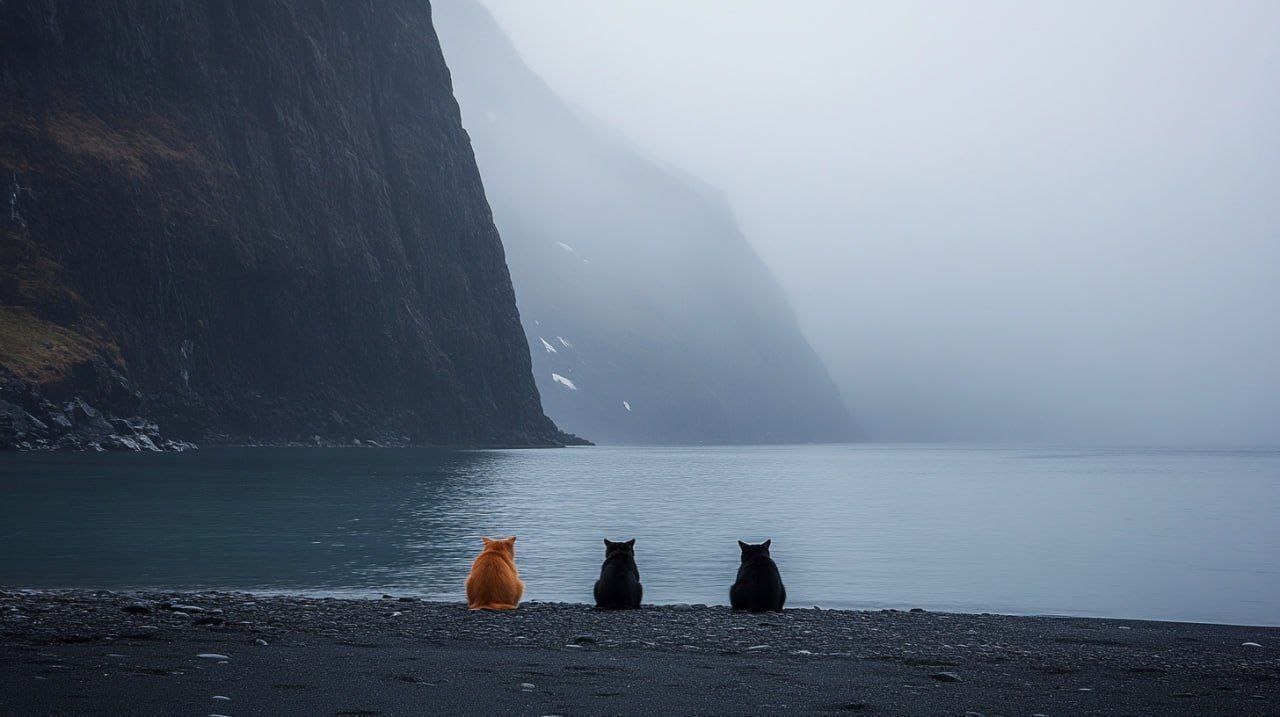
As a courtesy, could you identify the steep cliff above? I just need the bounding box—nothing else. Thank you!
[434,1,852,444]
[0,0,574,448]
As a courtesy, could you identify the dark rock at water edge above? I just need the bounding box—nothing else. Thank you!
[1,372,194,451]
[0,0,578,449]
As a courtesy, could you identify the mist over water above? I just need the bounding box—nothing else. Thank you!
[474,0,1280,444]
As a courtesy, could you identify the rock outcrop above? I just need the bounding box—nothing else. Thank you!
[0,0,577,448]
[435,1,852,444]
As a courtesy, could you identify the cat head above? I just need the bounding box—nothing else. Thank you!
[481,536,517,555]
[603,538,635,557]
[738,539,772,560]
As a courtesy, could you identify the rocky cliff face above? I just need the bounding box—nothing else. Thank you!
[434,1,852,444]
[0,0,574,448]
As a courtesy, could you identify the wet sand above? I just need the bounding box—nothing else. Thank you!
[1,590,1276,715]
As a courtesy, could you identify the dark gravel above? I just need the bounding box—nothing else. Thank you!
[1,589,1277,715]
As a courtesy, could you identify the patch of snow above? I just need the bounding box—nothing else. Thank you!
[557,336,573,349]
[551,373,577,390]
[622,401,631,412]
[539,337,558,353]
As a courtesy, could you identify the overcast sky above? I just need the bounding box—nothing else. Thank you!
[476,0,1280,444]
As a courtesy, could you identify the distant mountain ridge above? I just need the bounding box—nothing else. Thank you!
[435,0,852,444]
[0,0,574,449]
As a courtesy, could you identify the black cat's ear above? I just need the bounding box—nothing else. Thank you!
[762,539,772,549]
[604,538,612,547]
[738,540,749,550]
[625,539,635,547]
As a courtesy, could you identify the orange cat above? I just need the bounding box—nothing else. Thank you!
[465,536,525,610]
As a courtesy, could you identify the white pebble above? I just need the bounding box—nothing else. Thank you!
[254,639,268,646]
[519,682,535,689]
[746,645,770,651]
[1242,642,1262,647]
[196,653,230,660]
[212,696,230,701]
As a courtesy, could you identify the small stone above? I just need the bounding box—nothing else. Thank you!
[930,672,962,683]
[122,603,150,614]
[572,635,597,645]
[1077,687,1093,692]
[746,644,771,651]
[563,644,583,649]
[1173,692,1195,698]
[398,596,417,602]
[909,607,926,613]
[196,653,229,660]
[965,712,984,717]
[1241,641,1262,647]
[254,639,268,646]
[519,682,536,689]
[212,696,231,701]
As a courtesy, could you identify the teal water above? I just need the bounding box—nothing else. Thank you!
[2,445,1277,625]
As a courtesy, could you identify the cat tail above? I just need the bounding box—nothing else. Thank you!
[470,602,519,611]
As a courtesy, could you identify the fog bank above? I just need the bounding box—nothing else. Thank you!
[478,0,1280,444]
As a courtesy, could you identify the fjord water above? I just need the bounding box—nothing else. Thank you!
[1,445,1277,626]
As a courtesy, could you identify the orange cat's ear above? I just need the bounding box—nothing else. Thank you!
[505,536,517,545]
[481,536,492,545]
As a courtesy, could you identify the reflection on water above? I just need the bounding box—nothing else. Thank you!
[2,445,1278,625]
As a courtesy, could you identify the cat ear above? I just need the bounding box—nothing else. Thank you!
[603,538,612,547]
[762,539,772,549]
[625,539,635,547]
[507,536,517,544]
[482,536,492,545]
[738,540,749,550]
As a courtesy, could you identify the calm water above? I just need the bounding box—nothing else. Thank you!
[1,445,1277,625]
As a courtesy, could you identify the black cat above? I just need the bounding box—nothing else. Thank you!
[730,539,786,612]
[594,538,643,609]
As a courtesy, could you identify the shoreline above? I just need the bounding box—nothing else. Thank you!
[4,586,1275,630]
[2,590,1276,715]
